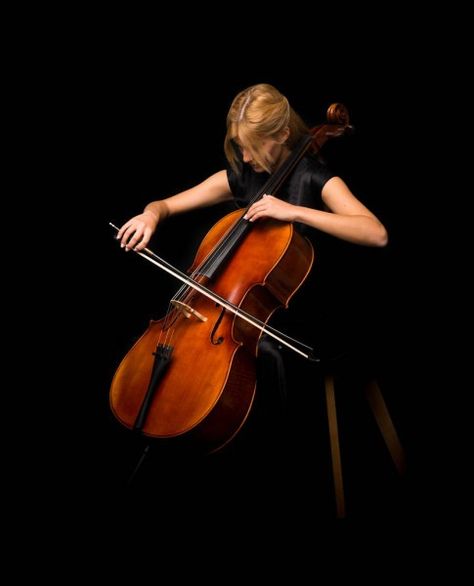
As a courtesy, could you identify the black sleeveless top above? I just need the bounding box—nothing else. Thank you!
[226,154,335,237]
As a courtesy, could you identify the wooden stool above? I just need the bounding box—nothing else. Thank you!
[324,373,406,518]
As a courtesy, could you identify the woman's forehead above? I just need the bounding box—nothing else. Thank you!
[234,128,263,147]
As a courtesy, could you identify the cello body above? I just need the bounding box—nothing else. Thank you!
[110,209,313,453]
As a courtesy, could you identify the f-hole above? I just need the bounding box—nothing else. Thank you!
[210,305,226,345]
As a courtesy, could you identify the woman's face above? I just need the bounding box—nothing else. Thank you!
[235,133,289,173]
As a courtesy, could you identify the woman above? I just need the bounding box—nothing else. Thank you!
[117,83,388,458]
[117,83,387,252]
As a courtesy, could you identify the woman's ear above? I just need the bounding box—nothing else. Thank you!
[277,126,290,144]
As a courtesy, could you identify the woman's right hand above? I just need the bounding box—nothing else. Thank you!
[117,210,159,251]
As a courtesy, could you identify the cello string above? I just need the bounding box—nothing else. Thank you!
[135,243,315,358]
[111,223,314,355]
[186,134,313,282]
[111,133,319,354]
[169,134,313,308]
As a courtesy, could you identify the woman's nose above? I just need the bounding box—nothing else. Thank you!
[242,148,252,163]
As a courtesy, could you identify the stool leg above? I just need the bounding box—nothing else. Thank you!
[364,379,406,475]
[324,374,345,518]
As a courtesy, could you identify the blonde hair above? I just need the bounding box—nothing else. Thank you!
[224,83,309,173]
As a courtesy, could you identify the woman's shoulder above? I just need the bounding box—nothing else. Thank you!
[291,154,336,192]
[301,153,334,175]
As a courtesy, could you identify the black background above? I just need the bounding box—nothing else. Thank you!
[42,22,440,526]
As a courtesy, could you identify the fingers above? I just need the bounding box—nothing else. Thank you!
[243,195,294,223]
[116,220,132,240]
[244,194,273,222]
[116,212,158,251]
[133,228,152,251]
[117,221,149,251]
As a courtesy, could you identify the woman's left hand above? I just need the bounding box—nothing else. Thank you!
[243,194,297,223]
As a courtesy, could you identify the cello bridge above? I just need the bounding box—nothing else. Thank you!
[171,300,208,322]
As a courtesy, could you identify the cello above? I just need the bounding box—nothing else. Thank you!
[109,103,352,454]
